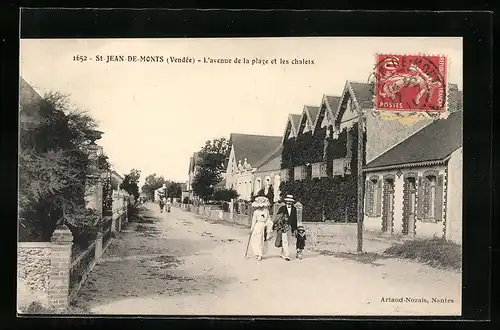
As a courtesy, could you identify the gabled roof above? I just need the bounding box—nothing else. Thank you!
[313,95,342,133]
[19,77,44,125]
[365,111,463,171]
[255,147,282,174]
[253,142,281,169]
[228,133,282,167]
[305,106,320,127]
[291,114,301,131]
[297,105,320,135]
[19,77,43,109]
[282,113,301,142]
[349,82,374,110]
[333,81,373,126]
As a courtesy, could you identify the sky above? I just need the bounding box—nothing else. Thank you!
[20,37,462,186]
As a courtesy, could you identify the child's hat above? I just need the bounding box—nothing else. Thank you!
[297,223,305,231]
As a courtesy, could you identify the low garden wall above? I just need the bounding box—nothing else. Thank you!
[17,195,130,311]
[177,202,357,244]
[302,222,357,246]
[17,243,52,308]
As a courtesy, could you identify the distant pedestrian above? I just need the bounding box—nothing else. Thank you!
[159,197,165,213]
[166,197,171,213]
[295,223,307,260]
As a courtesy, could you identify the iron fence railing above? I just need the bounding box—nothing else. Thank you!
[102,216,113,247]
[69,242,96,294]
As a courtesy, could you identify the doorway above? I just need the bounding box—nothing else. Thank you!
[403,177,417,236]
[382,179,395,234]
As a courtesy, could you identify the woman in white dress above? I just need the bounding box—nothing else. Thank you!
[249,196,274,261]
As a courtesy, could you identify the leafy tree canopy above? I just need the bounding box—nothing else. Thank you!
[213,188,239,202]
[120,169,141,201]
[191,137,229,201]
[141,173,166,198]
[19,91,108,244]
[141,173,183,199]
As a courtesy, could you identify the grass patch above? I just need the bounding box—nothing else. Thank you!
[19,301,92,315]
[319,250,388,266]
[137,215,155,224]
[208,219,250,229]
[383,237,462,271]
[134,224,161,237]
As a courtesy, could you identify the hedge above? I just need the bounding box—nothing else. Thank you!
[279,176,357,222]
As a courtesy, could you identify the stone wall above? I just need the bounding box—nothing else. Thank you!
[18,197,129,311]
[303,222,357,246]
[17,243,52,307]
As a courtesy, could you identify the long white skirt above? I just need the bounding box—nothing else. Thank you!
[251,221,268,257]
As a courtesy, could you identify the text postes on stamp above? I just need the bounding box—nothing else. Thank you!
[375,54,448,113]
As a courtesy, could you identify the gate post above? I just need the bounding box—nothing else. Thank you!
[48,225,73,310]
[295,201,303,223]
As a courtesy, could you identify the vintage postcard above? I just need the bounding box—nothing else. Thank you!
[18,37,463,316]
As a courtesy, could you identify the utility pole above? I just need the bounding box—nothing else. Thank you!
[357,109,365,253]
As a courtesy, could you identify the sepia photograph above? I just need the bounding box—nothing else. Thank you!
[18,36,463,316]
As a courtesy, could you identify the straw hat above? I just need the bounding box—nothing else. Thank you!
[283,194,295,203]
[252,196,270,208]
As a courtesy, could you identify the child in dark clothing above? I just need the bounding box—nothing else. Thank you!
[295,224,306,259]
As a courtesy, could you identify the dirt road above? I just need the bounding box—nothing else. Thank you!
[73,203,461,316]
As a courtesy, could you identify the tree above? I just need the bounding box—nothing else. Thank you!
[140,173,183,200]
[141,173,166,199]
[213,188,239,202]
[191,137,229,201]
[120,169,141,201]
[167,182,182,199]
[19,91,105,243]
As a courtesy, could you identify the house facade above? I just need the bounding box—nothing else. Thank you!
[279,81,373,222]
[363,111,463,244]
[110,171,124,190]
[252,145,283,203]
[181,182,189,201]
[225,133,282,201]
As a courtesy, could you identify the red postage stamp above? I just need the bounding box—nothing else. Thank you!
[374,54,448,112]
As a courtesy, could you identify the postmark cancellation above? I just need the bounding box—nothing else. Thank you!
[372,54,450,123]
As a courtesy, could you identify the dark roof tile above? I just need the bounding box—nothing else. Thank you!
[290,114,301,133]
[365,111,463,169]
[349,82,374,109]
[255,151,282,173]
[305,106,320,126]
[229,133,282,167]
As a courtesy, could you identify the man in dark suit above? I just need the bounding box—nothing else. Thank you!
[276,194,298,260]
